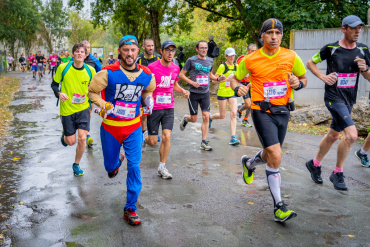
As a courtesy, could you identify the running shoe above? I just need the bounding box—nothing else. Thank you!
[237,108,243,122]
[86,135,93,147]
[241,155,255,184]
[274,201,297,222]
[158,136,161,142]
[180,114,188,131]
[241,119,252,127]
[229,137,240,146]
[72,164,84,176]
[108,153,124,178]
[142,130,148,147]
[355,149,370,167]
[158,167,173,179]
[209,113,212,129]
[200,141,212,151]
[123,209,141,225]
[33,76,35,79]
[305,159,323,184]
[329,171,347,190]
[39,78,41,81]
[61,131,68,147]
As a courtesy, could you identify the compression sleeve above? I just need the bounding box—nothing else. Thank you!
[51,80,60,98]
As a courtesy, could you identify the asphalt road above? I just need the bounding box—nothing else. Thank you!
[0,72,369,247]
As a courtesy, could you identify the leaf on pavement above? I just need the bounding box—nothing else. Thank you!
[347,235,355,237]
[12,157,20,161]
[248,202,254,205]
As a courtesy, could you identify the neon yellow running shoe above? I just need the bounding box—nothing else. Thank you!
[241,155,255,184]
[274,201,297,222]
[86,135,93,147]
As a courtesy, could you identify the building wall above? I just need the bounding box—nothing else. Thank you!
[290,26,370,106]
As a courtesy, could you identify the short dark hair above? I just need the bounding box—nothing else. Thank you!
[178,46,183,51]
[72,42,87,55]
[93,53,97,55]
[343,24,349,29]
[196,40,208,49]
[143,38,154,46]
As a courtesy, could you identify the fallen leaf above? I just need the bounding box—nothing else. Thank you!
[347,235,355,238]
[0,184,2,189]
[19,202,24,205]
[10,151,13,154]
[172,164,177,166]
[1,215,7,218]
[248,202,254,205]
[221,187,226,189]
[282,195,290,198]
[12,157,20,161]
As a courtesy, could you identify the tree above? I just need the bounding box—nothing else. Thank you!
[39,0,68,53]
[68,10,101,47]
[184,0,370,47]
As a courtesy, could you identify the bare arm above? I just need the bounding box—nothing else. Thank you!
[174,81,190,98]
[179,69,199,88]
[354,57,370,81]
[142,75,156,100]
[228,74,250,96]
[307,58,337,85]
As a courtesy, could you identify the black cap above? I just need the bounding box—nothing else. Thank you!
[258,18,283,46]
[161,40,176,50]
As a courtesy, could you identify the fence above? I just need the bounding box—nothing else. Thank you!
[0,50,4,74]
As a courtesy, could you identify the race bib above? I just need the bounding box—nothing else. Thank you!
[263,80,288,99]
[337,73,357,88]
[72,93,86,104]
[113,101,136,120]
[38,63,43,66]
[196,75,209,85]
[225,81,230,87]
[156,92,172,105]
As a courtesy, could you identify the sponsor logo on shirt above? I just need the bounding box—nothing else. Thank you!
[114,84,144,102]
[158,73,175,88]
[195,63,212,72]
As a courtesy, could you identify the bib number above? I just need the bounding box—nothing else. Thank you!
[263,81,287,99]
[113,101,136,120]
[337,73,357,88]
[225,81,230,87]
[196,75,209,85]
[72,93,86,104]
[156,92,172,105]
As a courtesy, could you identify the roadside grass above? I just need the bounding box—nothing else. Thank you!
[0,76,21,140]
[288,122,329,136]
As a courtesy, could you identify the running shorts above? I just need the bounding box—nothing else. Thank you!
[147,108,174,135]
[252,109,290,148]
[217,95,236,100]
[61,108,90,136]
[242,91,251,100]
[188,92,211,115]
[325,101,354,132]
[37,63,43,71]
[32,66,37,71]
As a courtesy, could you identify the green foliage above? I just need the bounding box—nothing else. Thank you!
[68,10,102,47]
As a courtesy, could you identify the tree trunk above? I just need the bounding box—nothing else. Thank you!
[149,9,161,53]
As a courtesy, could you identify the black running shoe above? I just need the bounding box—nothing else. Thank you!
[305,159,323,184]
[329,171,347,190]
[108,153,124,178]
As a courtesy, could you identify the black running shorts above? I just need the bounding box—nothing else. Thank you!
[325,101,354,132]
[61,108,90,136]
[188,92,211,115]
[252,109,290,148]
[147,108,174,135]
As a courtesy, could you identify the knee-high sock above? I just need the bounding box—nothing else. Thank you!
[266,166,282,209]
[247,150,266,169]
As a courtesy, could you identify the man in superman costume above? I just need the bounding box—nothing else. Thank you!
[88,35,156,225]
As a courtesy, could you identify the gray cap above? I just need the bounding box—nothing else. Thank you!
[161,40,176,50]
[342,15,364,27]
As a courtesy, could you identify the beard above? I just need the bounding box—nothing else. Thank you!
[121,56,136,67]
[145,49,153,55]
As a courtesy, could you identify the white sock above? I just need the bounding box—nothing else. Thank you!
[360,148,368,155]
[266,166,282,208]
[158,162,166,169]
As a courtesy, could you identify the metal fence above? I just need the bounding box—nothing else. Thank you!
[0,50,4,74]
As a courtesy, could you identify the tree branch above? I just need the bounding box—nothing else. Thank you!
[184,0,241,20]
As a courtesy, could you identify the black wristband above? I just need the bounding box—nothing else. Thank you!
[294,81,304,91]
[361,65,369,73]
[234,86,240,96]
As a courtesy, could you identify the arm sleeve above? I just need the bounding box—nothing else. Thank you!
[216,64,226,75]
[88,70,109,108]
[312,45,330,64]
[51,80,60,98]
[364,47,370,66]
[234,59,250,80]
[292,54,307,77]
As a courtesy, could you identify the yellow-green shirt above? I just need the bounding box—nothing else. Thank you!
[216,62,238,97]
[54,62,96,116]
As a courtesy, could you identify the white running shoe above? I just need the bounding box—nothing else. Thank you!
[158,167,173,179]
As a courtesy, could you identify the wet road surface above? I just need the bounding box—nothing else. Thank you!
[0,72,369,246]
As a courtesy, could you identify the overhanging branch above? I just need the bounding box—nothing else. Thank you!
[184,0,241,20]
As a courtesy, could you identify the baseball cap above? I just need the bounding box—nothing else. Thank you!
[161,40,176,50]
[119,35,139,48]
[225,47,236,56]
[258,18,283,46]
[342,15,364,27]
[109,52,114,55]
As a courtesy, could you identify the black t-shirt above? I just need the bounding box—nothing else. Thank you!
[84,55,99,70]
[207,40,216,58]
[36,56,44,64]
[19,57,25,63]
[315,41,370,105]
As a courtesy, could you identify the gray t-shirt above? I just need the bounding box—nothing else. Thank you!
[183,55,213,94]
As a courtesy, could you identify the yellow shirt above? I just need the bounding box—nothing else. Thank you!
[216,62,237,97]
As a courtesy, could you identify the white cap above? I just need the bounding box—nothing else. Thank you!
[109,52,114,55]
[225,47,236,56]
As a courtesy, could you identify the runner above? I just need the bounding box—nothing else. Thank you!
[176,46,185,70]
[145,40,190,179]
[7,54,14,71]
[88,35,155,225]
[60,52,65,63]
[27,53,33,72]
[36,51,44,81]
[50,42,96,176]
[62,51,72,63]
[104,52,116,66]
[209,47,240,145]
[49,52,58,78]
[47,54,52,74]
[31,54,37,79]
[305,15,370,189]
[42,54,47,75]
[236,43,257,127]
[136,39,161,137]
[93,53,103,64]
[179,40,218,151]
[19,54,26,73]
[229,18,307,222]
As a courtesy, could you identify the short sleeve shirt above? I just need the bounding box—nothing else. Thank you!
[53,63,96,116]
[36,56,44,64]
[216,62,237,97]
[7,57,14,64]
[235,47,306,110]
[148,60,180,110]
[312,41,370,105]
[183,55,213,94]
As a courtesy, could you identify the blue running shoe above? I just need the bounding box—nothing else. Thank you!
[61,131,68,147]
[229,136,240,146]
[209,113,212,129]
[86,135,93,147]
[72,163,84,176]
[355,149,370,167]
[158,136,161,142]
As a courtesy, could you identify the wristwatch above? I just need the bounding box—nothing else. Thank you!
[361,65,369,73]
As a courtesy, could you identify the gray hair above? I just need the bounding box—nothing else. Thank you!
[209,35,215,40]
[247,43,257,51]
